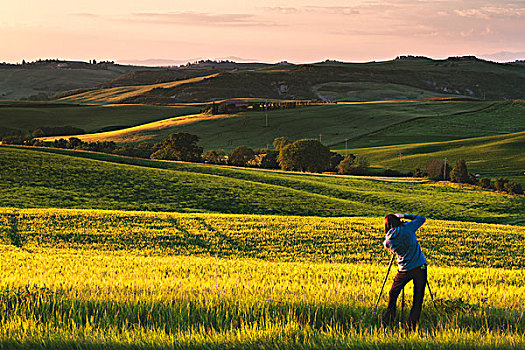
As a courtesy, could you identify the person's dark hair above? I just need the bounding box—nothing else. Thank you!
[384,214,403,234]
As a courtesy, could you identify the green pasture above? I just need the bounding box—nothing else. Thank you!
[340,131,525,184]
[63,100,525,151]
[0,101,201,135]
[1,146,523,224]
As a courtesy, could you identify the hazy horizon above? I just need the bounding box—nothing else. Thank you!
[2,0,525,65]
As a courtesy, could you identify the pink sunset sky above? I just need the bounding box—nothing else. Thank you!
[1,0,524,64]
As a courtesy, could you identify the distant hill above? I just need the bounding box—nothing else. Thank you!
[0,60,159,100]
[60,56,525,104]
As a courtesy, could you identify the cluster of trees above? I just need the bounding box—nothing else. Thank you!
[438,159,522,195]
[202,136,369,174]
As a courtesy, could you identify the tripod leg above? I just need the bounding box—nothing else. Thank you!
[401,286,405,323]
[426,279,437,309]
[374,255,395,311]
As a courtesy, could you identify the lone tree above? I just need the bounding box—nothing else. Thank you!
[150,133,203,162]
[229,146,255,166]
[450,159,473,184]
[278,138,331,172]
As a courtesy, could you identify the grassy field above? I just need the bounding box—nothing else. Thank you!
[0,208,524,349]
[312,82,458,101]
[340,131,525,181]
[42,100,525,151]
[0,101,201,136]
[1,146,524,224]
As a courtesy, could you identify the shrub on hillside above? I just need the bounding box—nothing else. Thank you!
[337,154,369,175]
[260,150,279,169]
[329,152,344,172]
[229,146,255,167]
[504,182,523,195]
[413,167,426,178]
[278,139,331,173]
[494,178,509,192]
[203,149,227,164]
[479,178,492,189]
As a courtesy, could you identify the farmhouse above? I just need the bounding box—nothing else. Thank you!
[217,99,250,113]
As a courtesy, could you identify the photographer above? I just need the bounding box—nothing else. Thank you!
[383,213,427,330]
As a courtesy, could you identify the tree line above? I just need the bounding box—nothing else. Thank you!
[2,131,522,195]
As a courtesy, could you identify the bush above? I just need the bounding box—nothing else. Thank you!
[260,150,279,169]
[504,182,523,195]
[494,178,509,192]
[413,167,426,178]
[479,178,492,189]
[329,152,344,172]
[203,149,227,164]
[337,154,369,175]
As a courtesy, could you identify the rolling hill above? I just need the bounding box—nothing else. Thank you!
[342,131,525,182]
[0,61,159,100]
[40,100,525,151]
[59,74,220,104]
[1,146,523,224]
[59,57,525,104]
[0,101,201,137]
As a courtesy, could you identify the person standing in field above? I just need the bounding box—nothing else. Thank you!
[383,213,427,330]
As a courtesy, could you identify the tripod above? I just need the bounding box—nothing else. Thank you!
[374,255,437,312]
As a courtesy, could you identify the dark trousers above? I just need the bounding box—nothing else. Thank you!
[384,265,427,329]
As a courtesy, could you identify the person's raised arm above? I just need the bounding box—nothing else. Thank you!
[395,214,426,232]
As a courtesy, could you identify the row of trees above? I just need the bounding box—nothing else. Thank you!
[3,131,521,195]
[202,137,369,174]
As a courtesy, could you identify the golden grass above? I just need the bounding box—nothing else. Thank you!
[59,73,219,104]
[40,113,237,143]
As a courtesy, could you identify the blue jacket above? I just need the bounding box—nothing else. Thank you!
[383,214,427,271]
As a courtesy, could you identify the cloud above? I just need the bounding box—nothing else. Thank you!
[453,6,525,19]
[129,12,280,27]
[72,13,99,18]
[304,6,360,15]
[263,7,298,15]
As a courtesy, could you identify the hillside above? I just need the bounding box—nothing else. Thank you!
[342,131,525,181]
[0,61,157,100]
[60,57,525,104]
[1,146,523,224]
[0,101,201,137]
[59,74,219,104]
[43,100,525,151]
